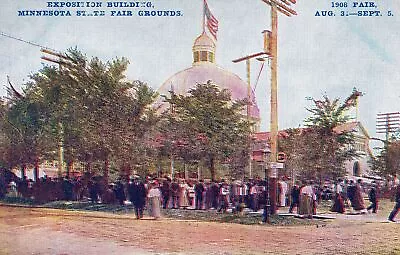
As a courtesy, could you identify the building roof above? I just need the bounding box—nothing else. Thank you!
[252,131,290,141]
[156,62,260,120]
[333,121,370,138]
[193,32,215,51]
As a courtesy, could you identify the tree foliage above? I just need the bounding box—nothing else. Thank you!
[161,81,252,180]
[280,92,360,182]
[370,140,400,178]
[0,48,158,181]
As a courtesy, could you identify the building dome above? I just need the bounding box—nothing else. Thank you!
[156,32,261,129]
[157,65,260,122]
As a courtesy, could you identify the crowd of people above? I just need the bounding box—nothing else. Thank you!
[285,178,381,218]
[0,172,291,217]
[1,169,400,222]
[328,179,378,214]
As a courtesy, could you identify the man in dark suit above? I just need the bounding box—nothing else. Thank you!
[194,180,205,210]
[160,179,171,209]
[367,183,378,213]
[128,177,147,219]
[289,184,300,214]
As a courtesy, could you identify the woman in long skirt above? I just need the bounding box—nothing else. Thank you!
[299,183,314,218]
[179,180,190,208]
[147,183,162,219]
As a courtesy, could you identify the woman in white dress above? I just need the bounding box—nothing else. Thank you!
[179,180,190,208]
[147,182,162,219]
[279,180,288,207]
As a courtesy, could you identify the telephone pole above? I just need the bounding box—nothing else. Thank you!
[261,0,297,215]
[40,48,74,178]
[233,51,269,180]
[376,112,400,176]
[376,112,400,142]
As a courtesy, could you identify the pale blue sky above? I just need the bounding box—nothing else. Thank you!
[1,0,399,141]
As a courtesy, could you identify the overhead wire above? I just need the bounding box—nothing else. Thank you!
[0,31,58,52]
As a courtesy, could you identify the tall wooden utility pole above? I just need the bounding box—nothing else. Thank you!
[261,0,297,215]
[246,59,252,178]
[40,48,74,178]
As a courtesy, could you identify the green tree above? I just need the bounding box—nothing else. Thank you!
[38,49,159,180]
[370,140,400,178]
[162,81,252,181]
[1,86,52,180]
[3,48,159,181]
[281,91,361,182]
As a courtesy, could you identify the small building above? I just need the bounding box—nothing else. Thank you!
[252,121,373,179]
[333,121,373,178]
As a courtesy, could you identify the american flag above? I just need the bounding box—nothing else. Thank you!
[204,0,218,40]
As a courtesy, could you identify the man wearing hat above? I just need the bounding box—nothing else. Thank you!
[367,182,378,213]
[128,176,146,219]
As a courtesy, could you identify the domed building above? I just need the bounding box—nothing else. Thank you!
[157,32,261,131]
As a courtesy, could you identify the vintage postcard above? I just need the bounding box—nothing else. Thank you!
[0,0,399,254]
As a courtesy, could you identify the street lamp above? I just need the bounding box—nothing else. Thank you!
[261,148,271,223]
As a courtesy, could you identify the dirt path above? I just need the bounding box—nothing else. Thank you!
[1,205,400,255]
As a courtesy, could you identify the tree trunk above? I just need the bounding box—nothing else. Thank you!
[33,160,39,182]
[209,156,215,181]
[103,157,109,184]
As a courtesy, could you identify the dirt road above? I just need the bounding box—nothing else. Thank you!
[1,205,400,255]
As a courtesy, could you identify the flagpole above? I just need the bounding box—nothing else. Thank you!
[202,0,206,33]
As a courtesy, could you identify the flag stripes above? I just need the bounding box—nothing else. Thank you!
[204,0,218,40]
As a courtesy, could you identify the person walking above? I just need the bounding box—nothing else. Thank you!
[160,178,171,209]
[367,182,378,213]
[170,179,180,209]
[288,183,300,214]
[299,181,314,218]
[352,179,366,213]
[217,183,230,213]
[128,177,147,219]
[194,180,205,210]
[250,182,259,212]
[278,179,288,207]
[347,180,356,209]
[179,179,190,209]
[210,182,220,209]
[331,181,345,214]
[388,185,400,222]
[147,181,162,219]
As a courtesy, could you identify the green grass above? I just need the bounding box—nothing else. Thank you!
[0,196,327,226]
[9,195,396,226]
[162,208,325,226]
